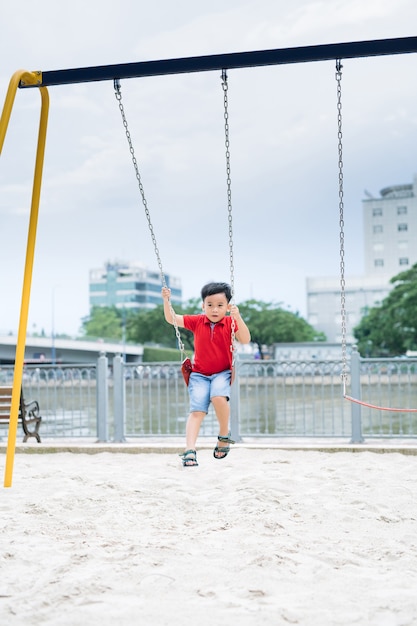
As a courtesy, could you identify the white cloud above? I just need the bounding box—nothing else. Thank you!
[1,0,417,335]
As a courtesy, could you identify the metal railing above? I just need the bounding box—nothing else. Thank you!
[1,348,417,442]
[0,364,97,438]
[231,358,350,438]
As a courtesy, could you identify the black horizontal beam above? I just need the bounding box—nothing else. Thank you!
[21,36,417,88]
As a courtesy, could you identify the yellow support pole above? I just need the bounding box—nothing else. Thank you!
[1,71,49,488]
[0,70,42,152]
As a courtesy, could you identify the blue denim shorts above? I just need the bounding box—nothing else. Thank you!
[188,370,231,413]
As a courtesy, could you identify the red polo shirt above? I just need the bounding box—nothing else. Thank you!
[183,314,238,376]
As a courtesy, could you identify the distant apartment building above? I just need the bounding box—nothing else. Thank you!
[89,261,182,312]
[307,174,417,342]
[363,177,417,276]
[307,274,391,343]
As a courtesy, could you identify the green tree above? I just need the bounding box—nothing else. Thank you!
[81,306,123,340]
[237,300,325,359]
[126,306,177,348]
[81,298,324,359]
[354,263,417,356]
[126,299,201,351]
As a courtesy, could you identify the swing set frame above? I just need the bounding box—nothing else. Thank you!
[1,35,417,487]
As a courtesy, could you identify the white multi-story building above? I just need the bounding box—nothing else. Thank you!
[363,176,417,275]
[89,261,182,312]
[307,174,417,342]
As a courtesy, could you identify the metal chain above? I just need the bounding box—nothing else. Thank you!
[113,79,186,357]
[221,70,235,300]
[221,70,237,360]
[335,61,348,388]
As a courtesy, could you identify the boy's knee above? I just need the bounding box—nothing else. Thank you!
[211,395,228,405]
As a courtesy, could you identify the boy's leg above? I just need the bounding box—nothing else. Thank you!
[211,396,230,450]
[210,371,232,450]
[185,411,206,450]
[186,373,210,453]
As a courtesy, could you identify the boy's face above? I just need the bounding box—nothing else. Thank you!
[202,292,230,322]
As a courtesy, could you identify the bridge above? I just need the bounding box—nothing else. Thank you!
[0,335,143,365]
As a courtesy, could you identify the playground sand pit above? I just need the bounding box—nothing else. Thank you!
[1,447,417,625]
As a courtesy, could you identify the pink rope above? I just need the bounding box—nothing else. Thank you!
[344,394,417,412]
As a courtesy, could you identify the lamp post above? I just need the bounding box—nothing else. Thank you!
[51,286,59,365]
[121,302,127,363]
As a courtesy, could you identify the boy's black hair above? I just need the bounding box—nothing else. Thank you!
[201,282,232,303]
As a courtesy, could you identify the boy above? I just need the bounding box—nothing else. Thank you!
[161,282,251,466]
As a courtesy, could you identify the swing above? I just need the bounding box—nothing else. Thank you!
[335,60,417,413]
[114,71,237,384]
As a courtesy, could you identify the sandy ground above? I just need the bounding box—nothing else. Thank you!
[1,446,417,625]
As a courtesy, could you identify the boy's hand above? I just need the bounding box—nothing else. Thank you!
[230,304,241,319]
[161,287,171,301]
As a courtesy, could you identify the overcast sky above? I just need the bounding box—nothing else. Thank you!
[1,0,417,337]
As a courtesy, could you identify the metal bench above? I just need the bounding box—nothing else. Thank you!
[0,386,42,442]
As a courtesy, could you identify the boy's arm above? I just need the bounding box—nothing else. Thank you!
[230,305,251,344]
[161,287,185,328]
